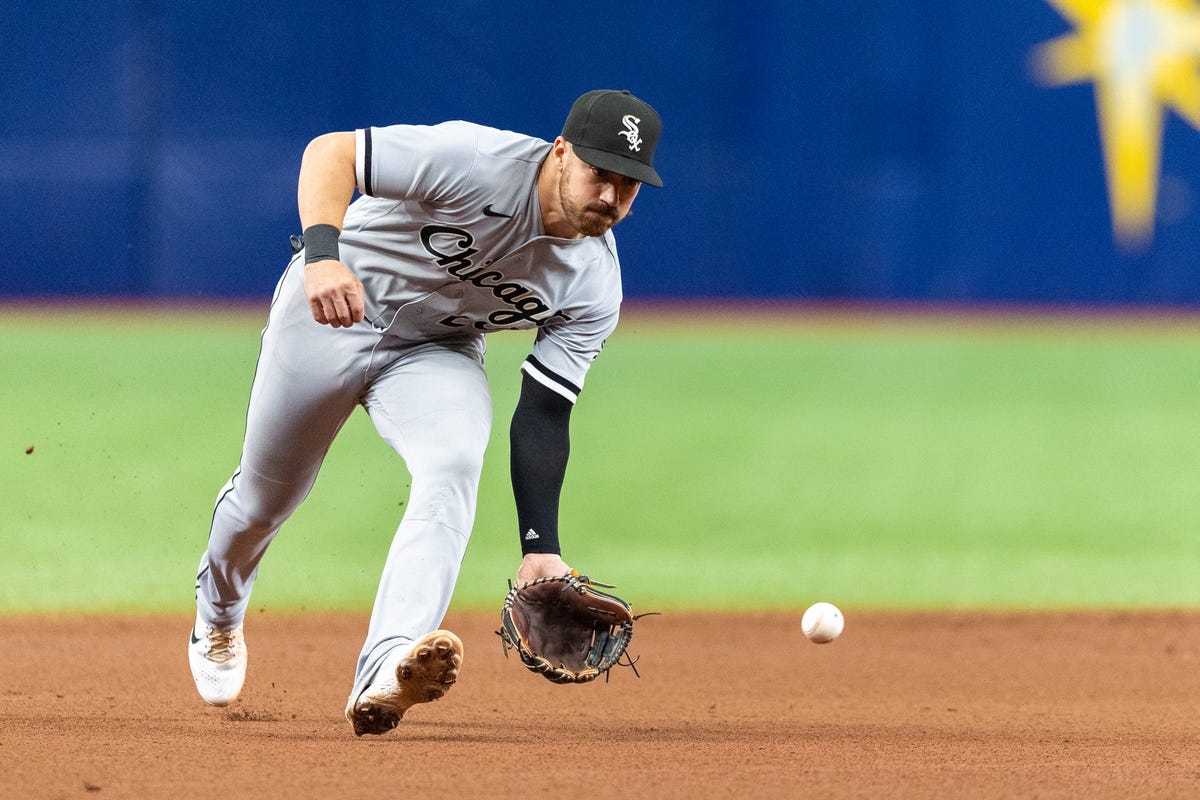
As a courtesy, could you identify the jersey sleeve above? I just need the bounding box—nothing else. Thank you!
[354,122,480,203]
[522,303,620,405]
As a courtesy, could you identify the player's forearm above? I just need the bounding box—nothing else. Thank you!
[297,132,358,231]
[509,372,573,555]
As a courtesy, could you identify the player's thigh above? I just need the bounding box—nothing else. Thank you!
[240,287,370,482]
[241,364,360,483]
[363,342,493,476]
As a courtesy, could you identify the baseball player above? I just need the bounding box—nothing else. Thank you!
[187,89,663,736]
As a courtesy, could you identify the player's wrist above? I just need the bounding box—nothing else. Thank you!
[519,541,562,556]
[518,524,561,556]
[302,224,341,265]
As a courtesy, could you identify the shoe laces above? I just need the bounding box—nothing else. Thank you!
[205,627,243,664]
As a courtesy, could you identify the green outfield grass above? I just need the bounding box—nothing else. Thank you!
[3,305,1199,613]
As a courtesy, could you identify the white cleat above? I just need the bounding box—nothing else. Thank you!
[345,630,463,736]
[188,615,247,706]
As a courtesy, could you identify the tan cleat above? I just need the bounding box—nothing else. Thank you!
[345,630,463,736]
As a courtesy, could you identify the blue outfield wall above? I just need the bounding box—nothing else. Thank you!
[3,1,1200,305]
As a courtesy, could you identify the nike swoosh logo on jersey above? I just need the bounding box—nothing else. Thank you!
[482,204,514,219]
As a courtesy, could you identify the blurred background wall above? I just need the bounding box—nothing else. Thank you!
[3,1,1199,305]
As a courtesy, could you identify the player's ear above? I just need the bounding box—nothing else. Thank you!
[551,137,571,170]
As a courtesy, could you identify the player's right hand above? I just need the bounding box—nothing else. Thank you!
[304,260,365,328]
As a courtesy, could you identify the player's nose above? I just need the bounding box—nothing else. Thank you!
[598,181,619,205]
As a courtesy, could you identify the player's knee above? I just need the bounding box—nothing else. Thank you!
[219,466,311,533]
[402,447,485,534]
[405,416,489,483]
[412,444,486,488]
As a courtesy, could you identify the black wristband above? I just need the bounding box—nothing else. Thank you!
[302,224,340,264]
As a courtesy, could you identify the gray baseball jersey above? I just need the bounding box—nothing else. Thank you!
[342,120,623,402]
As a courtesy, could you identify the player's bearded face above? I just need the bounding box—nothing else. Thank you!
[558,151,639,237]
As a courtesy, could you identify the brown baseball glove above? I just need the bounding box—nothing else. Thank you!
[497,573,637,684]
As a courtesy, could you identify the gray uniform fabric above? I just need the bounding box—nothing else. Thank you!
[194,120,623,702]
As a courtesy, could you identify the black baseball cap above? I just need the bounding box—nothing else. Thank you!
[562,89,663,188]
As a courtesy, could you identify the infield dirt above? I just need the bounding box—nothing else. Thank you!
[3,610,1198,799]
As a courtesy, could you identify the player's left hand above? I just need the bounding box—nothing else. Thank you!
[515,552,573,587]
[498,572,637,684]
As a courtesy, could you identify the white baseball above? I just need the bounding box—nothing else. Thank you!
[802,602,844,644]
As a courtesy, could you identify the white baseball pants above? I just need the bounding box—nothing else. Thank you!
[194,258,492,700]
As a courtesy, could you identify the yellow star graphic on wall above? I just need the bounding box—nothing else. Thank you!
[1031,0,1200,252]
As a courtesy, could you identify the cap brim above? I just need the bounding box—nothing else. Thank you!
[572,143,663,188]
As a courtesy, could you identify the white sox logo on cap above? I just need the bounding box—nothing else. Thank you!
[561,89,663,187]
[619,115,642,152]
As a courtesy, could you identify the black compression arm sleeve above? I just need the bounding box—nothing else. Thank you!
[509,370,574,555]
